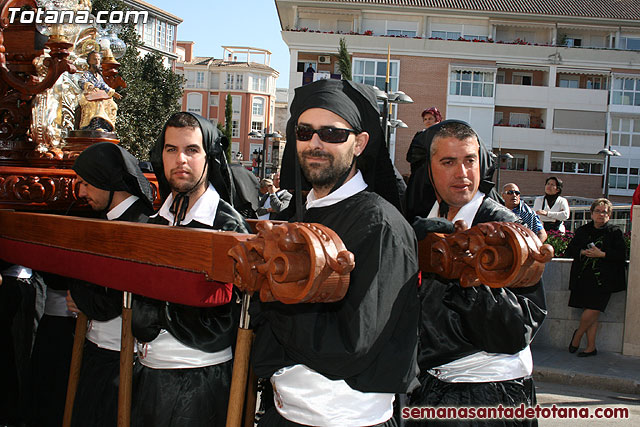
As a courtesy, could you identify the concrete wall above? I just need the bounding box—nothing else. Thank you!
[535,259,627,352]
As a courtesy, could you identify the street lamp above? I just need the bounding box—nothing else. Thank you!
[248,128,282,179]
[492,151,513,191]
[598,148,622,199]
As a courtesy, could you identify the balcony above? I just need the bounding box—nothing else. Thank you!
[495,84,608,110]
[493,126,547,150]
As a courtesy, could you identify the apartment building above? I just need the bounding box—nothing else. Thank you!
[275,0,640,201]
[123,0,182,68]
[176,44,280,163]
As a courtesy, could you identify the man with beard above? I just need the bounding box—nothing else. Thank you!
[131,112,249,427]
[64,142,154,427]
[252,79,419,427]
[408,121,546,426]
[78,51,121,132]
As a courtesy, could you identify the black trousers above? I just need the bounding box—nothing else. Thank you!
[407,374,537,426]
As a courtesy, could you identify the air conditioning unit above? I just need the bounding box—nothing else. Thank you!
[318,55,331,64]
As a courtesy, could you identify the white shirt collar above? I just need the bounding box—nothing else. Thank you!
[157,183,220,226]
[305,170,367,210]
[428,191,485,227]
[106,195,139,220]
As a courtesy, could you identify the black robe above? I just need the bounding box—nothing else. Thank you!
[410,198,547,425]
[566,221,627,312]
[252,190,419,394]
[416,198,546,371]
[131,198,249,427]
[69,198,153,427]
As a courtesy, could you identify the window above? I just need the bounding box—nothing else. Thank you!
[337,20,352,33]
[449,70,494,98]
[620,37,640,51]
[551,158,603,175]
[186,93,202,115]
[231,95,242,116]
[494,111,504,125]
[297,62,317,73]
[464,35,488,41]
[252,97,264,116]
[501,155,527,171]
[565,38,582,47]
[167,25,175,51]
[226,74,234,90]
[509,113,530,127]
[251,121,263,132]
[232,120,239,138]
[353,58,399,92]
[196,72,205,89]
[387,29,416,37]
[144,18,154,45]
[612,77,640,106]
[496,72,505,84]
[431,31,461,40]
[209,95,218,106]
[611,117,640,148]
[185,71,195,88]
[157,20,166,50]
[252,76,267,92]
[235,74,243,90]
[586,76,603,90]
[512,73,532,86]
[558,76,579,88]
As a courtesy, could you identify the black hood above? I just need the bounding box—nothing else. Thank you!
[405,119,499,219]
[73,142,153,208]
[280,79,401,211]
[150,112,234,204]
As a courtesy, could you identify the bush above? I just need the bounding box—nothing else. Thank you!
[545,229,574,257]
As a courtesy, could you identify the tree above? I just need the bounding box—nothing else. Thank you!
[224,94,233,161]
[91,0,184,159]
[338,37,352,80]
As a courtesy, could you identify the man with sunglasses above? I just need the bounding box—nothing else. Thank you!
[251,79,419,427]
[502,183,547,242]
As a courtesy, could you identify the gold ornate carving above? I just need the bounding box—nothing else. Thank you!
[229,221,355,304]
[419,221,554,288]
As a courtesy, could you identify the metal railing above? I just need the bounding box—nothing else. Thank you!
[522,196,631,233]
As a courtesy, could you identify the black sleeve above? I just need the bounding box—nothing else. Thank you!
[442,280,547,354]
[163,303,237,353]
[131,296,165,343]
[603,228,627,262]
[69,280,122,321]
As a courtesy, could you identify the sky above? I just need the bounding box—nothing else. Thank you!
[150,0,290,87]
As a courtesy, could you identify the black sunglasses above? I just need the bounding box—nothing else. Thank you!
[505,190,521,195]
[295,125,357,143]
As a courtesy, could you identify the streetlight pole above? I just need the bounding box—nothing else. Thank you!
[494,150,513,191]
[599,148,622,199]
[249,128,282,180]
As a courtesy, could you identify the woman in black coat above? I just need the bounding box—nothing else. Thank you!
[565,198,627,357]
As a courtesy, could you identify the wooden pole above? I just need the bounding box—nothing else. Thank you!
[118,291,134,427]
[243,345,258,427]
[226,293,252,427]
[62,312,88,427]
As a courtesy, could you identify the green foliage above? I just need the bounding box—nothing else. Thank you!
[91,0,184,160]
[338,38,352,80]
[224,94,233,161]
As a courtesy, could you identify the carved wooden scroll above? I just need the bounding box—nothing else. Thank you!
[419,221,554,288]
[0,211,354,305]
[229,220,354,304]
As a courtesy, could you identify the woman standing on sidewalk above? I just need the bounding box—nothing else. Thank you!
[565,198,627,357]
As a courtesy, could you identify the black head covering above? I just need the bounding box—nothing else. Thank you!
[73,142,153,210]
[150,112,234,205]
[280,79,401,211]
[404,119,499,220]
